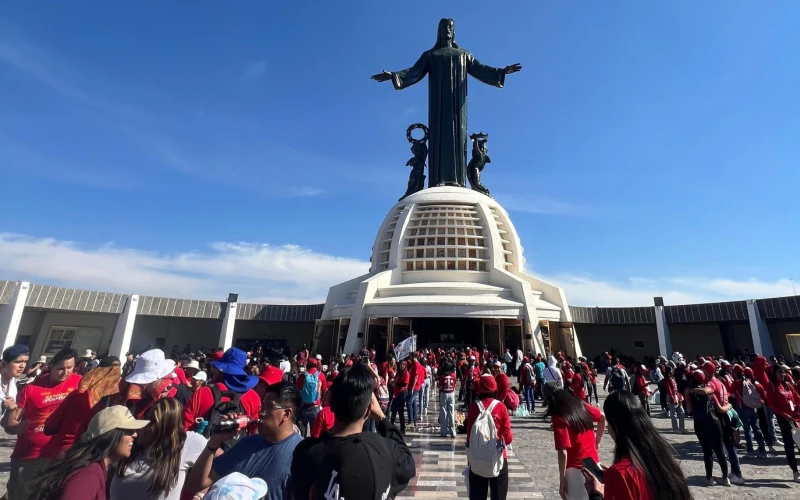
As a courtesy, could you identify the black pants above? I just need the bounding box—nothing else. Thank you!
[695,417,728,479]
[757,406,775,446]
[468,459,509,500]
[658,381,668,412]
[775,415,799,473]
[586,383,599,404]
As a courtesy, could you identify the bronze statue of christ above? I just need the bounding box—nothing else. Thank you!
[372,18,521,188]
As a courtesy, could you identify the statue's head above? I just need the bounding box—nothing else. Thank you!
[435,19,456,48]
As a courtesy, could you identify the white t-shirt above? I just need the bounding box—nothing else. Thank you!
[0,377,17,419]
[110,431,207,500]
[279,360,291,373]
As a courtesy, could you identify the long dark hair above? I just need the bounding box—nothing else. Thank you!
[545,389,593,432]
[118,398,186,497]
[603,391,692,500]
[25,429,126,500]
[434,18,461,49]
[439,357,456,376]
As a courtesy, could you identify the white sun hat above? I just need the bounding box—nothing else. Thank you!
[125,349,176,385]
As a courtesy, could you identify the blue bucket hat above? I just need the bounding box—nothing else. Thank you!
[210,348,258,393]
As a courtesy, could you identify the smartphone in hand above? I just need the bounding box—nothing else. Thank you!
[581,457,605,484]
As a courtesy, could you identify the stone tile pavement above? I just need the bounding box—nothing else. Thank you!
[397,401,543,499]
[510,387,800,500]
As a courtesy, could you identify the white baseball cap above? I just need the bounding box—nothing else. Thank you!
[192,371,208,382]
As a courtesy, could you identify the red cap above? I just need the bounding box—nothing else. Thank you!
[692,371,706,384]
[259,365,284,386]
[743,367,754,378]
[563,361,572,369]
[522,356,530,363]
[479,374,498,394]
[733,364,744,375]
[702,362,716,375]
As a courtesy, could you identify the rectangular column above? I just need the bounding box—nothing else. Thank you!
[0,281,31,351]
[654,305,673,358]
[109,295,139,358]
[219,301,237,351]
[746,299,774,357]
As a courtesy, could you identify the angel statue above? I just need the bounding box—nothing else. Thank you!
[400,123,429,200]
[467,132,491,197]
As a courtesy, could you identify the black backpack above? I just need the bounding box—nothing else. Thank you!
[610,367,626,391]
[203,385,247,451]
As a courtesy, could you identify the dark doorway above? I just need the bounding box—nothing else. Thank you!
[412,317,483,348]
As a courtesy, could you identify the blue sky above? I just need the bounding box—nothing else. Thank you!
[2,2,799,305]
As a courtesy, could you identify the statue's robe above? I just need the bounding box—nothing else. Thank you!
[391,46,505,188]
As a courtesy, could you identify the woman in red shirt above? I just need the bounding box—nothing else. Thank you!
[390,359,410,434]
[582,391,691,500]
[546,388,605,500]
[633,366,650,416]
[766,364,800,482]
[465,374,512,500]
[571,365,588,402]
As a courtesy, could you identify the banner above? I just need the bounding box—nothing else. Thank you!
[395,334,417,360]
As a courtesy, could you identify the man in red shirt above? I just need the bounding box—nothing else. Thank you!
[295,357,328,436]
[438,359,457,438]
[3,348,81,500]
[183,347,261,434]
[404,354,421,429]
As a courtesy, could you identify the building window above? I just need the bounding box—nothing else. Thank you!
[43,326,104,356]
[43,327,79,355]
[634,340,645,349]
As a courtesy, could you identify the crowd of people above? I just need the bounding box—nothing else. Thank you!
[0,339,798,500]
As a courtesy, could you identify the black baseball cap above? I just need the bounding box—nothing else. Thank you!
[312,435,393,500]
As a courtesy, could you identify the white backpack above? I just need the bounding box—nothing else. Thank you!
[467,399,505,478]
[742,380,762,409]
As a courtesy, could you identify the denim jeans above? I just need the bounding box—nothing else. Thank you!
[420,380,431,414]
[667,398,685,431]
[439,391,456,437]
[524,385,535,411]
[391,390,408,433]
[297,405,320,437]
[407,389,419,423]
[738,406,765,454]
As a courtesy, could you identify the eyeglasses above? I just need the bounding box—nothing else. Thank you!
[260,404,288,413]
[122,429,138,436]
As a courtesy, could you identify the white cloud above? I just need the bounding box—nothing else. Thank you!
[0,233,369,303]
[1,232,795,307]
[242,60,267,79]
[540,274,797,307]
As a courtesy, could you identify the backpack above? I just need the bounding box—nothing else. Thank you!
[524,364,535,385]
[742,380,762,409]
[610,367,626,391]
[301,371,321,404]
[375,377,390,411]
[467,399,505,478]
[503,390,519,412]
[203,385,247,451]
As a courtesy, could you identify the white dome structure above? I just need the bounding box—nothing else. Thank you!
[319,187,579,357]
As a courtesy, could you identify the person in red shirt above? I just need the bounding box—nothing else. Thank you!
[586,361,599,405]
[571,365,588,402]
[294,357,328,437]
[662,365,686,434]
[404,354,421,429]
[466,374,512,500]
[390,359,411,434]
[492,361,510,401]
[41,361,122,460]
[183,347,261,435]
[547,388,605,500]
[3,348,81,500]
[633,366,651,415]
[582,390,692,500]
[438,358,457,438]
[766,364,800,482]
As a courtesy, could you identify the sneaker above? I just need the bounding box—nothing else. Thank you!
[769,445,779,454]
[759,452,774,459]
[729,473,745,485]
[793,471,800,483]
[745,451,757,459]
[705,477,716,487]
[775,439,785,446]
[719,477,732,487]
[682,429,692,435]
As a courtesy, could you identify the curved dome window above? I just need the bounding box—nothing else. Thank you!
[402,204,489,272]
